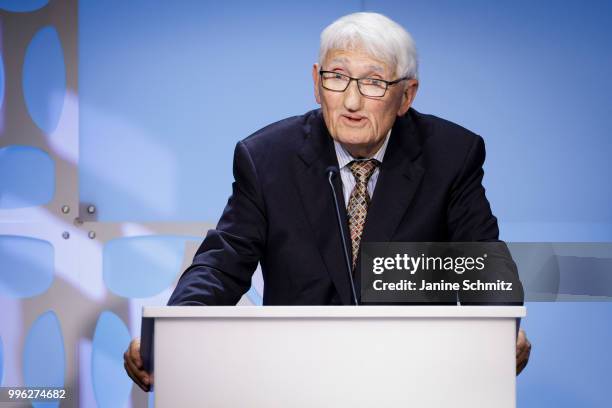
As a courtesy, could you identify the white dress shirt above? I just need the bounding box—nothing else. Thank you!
[333,129,391,207]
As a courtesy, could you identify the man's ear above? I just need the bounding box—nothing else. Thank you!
[397,79,419,116]
[312,63,321,104]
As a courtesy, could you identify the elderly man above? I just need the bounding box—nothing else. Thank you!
[125,12,531,390]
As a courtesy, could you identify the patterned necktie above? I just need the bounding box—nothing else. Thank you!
[347,159,379,271]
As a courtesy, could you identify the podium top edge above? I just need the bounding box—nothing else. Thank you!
[142,305,526,319]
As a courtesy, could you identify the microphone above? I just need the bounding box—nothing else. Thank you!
[326,166,359,306]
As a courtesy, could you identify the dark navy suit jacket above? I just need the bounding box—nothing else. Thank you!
[168,108,523,306]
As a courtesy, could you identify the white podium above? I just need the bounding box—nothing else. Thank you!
[141,306,525,408]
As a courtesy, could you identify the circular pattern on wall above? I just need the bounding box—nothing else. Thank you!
[0,145,55,209]
[23,310,65,408]
[92,311,132,408]
[0,235,54,298]
[23,25,66,134]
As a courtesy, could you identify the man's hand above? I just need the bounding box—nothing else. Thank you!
[516,329,531,375]
[124,338,153,392]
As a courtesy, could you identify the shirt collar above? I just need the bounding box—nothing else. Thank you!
[333,128,391,169]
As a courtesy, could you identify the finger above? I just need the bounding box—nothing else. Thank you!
[524,342,532,361]
[517,342,528,355]
[516,341,532,375]
[124,361,150,392]
[129,339,143,368]
[516,329,526,350]
[124,350,150,386]
[123,355,143,385]
[517,340,531,360]
[127,360,149,386]
[517,348,529,371]
[127,367,149,392]
[516,350,528,368]
[516,352,527,370]
[519,338,532,359]
[124,361,141,388]
[517,360,527,375]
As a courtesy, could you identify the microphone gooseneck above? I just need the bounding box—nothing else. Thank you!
[326,167,359,306]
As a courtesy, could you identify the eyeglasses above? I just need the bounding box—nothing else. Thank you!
[319,70,408,97]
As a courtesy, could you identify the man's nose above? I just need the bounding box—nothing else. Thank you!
[343,79,363,112]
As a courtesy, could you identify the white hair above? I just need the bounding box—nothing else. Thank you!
[319,12,418,80]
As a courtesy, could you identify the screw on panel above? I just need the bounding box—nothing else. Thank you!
[88,231,96,239]
[61,205,70,214]
[62,231,70,239]
[87,205,96,214]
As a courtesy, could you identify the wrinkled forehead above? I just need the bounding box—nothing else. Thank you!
[322,48,395,76]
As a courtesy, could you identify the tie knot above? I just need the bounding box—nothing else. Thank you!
[349,159,379,185]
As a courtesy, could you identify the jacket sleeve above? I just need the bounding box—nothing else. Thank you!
[447,135,524,304]
[167,141,267,305]
[447,135,499,242]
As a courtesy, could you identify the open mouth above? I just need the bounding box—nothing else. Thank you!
[341,114,366,125]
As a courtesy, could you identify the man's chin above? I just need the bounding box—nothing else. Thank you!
[334,137,382,158]
[336,136,375,147]
[334,130,374,146]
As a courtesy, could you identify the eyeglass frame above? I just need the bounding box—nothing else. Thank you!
[318,70,409,97]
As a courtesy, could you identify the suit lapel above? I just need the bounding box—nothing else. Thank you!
[362,113,425,244]
[295,111,353,305]
[354,114,425,296]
